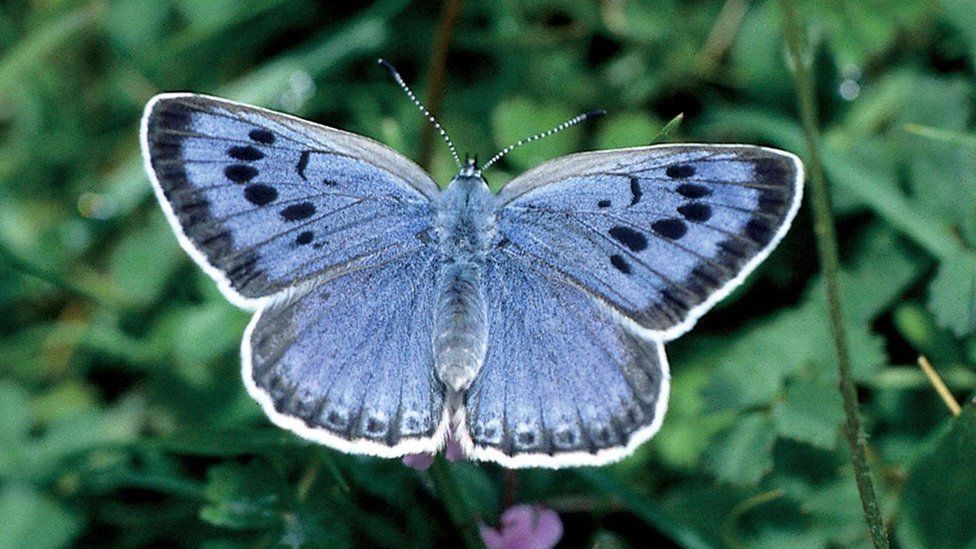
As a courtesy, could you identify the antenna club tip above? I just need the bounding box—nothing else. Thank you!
[377,58,397,75]
[585,109,607,119]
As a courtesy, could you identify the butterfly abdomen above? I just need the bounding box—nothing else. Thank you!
[431,171,497,393]
[433,261,488,392]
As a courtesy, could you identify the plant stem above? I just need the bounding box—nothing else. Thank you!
[429,458,484,549]
[418,0,464,170]
[778,2,890,547]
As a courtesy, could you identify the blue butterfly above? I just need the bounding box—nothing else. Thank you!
[140,64,803,468]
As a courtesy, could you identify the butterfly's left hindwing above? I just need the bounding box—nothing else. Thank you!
[141,93,439,308]
[244,248,447,456]
[496,145,803,340]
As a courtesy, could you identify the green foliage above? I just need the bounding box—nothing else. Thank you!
[1,0,975,546]
[899,406,976,548]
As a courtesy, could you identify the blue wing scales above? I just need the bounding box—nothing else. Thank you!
[458,254,669,467]
[496,145,803,340]
[244,248,446,455]
[141,93,439,308]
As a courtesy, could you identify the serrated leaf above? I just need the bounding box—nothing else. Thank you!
[772,379,844,449]
[201,461,287,529]
[705,413,776,486]
[899,406,976,549]
[928,253,976,337]
[703,227,922,412]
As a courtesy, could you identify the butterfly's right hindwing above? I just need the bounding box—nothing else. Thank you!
[458,254,670,468]
[141,93,440,308]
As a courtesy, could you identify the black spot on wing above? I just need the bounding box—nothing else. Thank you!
[280,202,316,221]
[610,254,632,274]
[666,164,696,179]
[228,146,264,161]
[597,200,611,208]
[676,183,711,198]
[651,218,687,239]
[608,226,648,252]
[295,231,313,245]
[677,202,711,222]
[297,150,310,180]
[629,177,642,205]
[249,129,275,144]
[243,184,278,206]
[225,164,258,183]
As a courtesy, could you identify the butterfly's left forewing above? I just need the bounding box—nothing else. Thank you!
[141,93,439,308]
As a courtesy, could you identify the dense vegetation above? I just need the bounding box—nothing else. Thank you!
[1,1,975,547]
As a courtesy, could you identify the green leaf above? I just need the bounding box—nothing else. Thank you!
[491,98,580,171]
[108,213,185,307]
[704,412,776,486]
[772,379,844,450]
[0,382,30,476]
[928,253,976,337]
[201,461,287,529]
[593,111,661,149]
[0,484,82,549]
[153,428,309,457]
[899,406,976,549]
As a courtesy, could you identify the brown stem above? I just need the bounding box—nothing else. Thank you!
[418,0,464,171]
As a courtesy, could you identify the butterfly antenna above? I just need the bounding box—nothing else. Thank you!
[481,109,606,171]
[378,59,461,168]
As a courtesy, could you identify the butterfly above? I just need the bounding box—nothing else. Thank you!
[140,65,803,468]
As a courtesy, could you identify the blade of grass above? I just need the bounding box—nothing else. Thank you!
[0,4,103,92]
[903,123,976,149]
[651,113,685,144]
[576,469,712,549]
[429,458,484,549]
[778,2,890,547]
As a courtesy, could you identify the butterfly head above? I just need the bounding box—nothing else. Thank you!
[460,154,479,177]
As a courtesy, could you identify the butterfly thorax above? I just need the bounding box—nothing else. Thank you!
[431,170,497,393]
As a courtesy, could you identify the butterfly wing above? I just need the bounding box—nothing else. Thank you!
[458,144,801,467]
[244,248,446,456]
[496,144,803,340]
[140,93,439,308]
[142,94,447,455]
[458,255,669,468]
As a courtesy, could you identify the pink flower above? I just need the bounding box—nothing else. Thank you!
[479,504,563,549]
[401,433,465,470]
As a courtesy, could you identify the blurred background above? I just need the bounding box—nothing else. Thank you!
[1,0,975,547]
